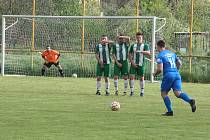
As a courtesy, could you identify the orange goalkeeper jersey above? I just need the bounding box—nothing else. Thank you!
[41,50,60,63]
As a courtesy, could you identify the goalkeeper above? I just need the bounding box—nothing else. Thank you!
[41,46,64,77]
[112,33,130,96]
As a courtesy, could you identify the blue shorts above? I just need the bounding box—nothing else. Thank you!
[161,73,182,92]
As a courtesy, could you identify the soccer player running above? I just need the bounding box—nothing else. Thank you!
[153,40,196,116]
[112,34,130,96]
[41,46,64,77]
[128,32,150,96]
[95,35,113,96]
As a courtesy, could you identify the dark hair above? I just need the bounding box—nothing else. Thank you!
[118,32,124,36]
[101,35,107,38]
[157,40,165,48]
[136,32,143,36]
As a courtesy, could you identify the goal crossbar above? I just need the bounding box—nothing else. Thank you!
[2,15,157,19]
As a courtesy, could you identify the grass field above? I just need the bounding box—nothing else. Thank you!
[0,76,210,140]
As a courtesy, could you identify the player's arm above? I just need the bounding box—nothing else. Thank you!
[153,63,163,76]
[101,38,114,44]
[41,54,45,59]
[95,45,100,62]
[41,52,48,62]
[95,53,104,68]
[111,44,119,67]
[101,38,114,45]
[57,52,60,58]
[128,52,133,63]
[106,40,114,46]
[55,53,60,62]
[112,52,122,68]
[95,45,104,68]
[141,50,150,55]
[128,45,137,68]
[128,45,133,63]
[176,56,182,70]
[153,57,163,76]
[41,51,45,59]
[112,54,119,64]
[129,53,137,68]
[56,51,60,60]
[135,45,150,55]
[123,36,130,43]
[112,45,117,61]
[141,44,150,55]
[117,35,130,43]
[95,53,100,63]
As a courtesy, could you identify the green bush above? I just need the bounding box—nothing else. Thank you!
[181,72,210,83]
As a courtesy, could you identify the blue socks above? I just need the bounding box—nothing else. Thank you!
[163,93,191,113]
[163,96,172,112]
[179,93,191,103]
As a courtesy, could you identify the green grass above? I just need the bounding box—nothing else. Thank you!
[0,77,210,140]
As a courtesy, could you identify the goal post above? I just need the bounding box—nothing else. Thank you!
[2,16,5,76]
[1,15,164,82]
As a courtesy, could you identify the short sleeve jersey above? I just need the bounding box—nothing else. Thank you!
[95,44,111,64]
[129,43,150,66]
[41,50,60,63]
[156,50,180,75]
[112,43,129,61]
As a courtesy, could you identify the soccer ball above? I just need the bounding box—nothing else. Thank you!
[111,101,120,111]
[72,73,77,78]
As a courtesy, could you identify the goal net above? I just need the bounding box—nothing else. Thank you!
[1,15,164,82]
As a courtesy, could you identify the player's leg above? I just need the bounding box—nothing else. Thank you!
[172,76,196,112]
[122,60,129,96]
[161,76,174,116]
[104,77,110,96]
[161,91,173,116]
[96,76,102,95]
[122,75,128,96]
[96,64,103,95]
[113,75,119,95]
[41,65,46,76]
[113,63,120,96]
[138,66,145,97]
[104,64,111,96]
[129,66,136,96]
[41,62,51,76]
[55,62,64,77]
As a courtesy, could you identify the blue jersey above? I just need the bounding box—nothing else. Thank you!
[156,50,180,76]
[156,50,182,92]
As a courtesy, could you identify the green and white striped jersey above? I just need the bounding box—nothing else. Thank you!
[95,44,111,64]
[112,43,129,61]
[129,43,150,66]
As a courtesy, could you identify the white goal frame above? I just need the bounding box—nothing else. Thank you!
[2,15,166,82]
